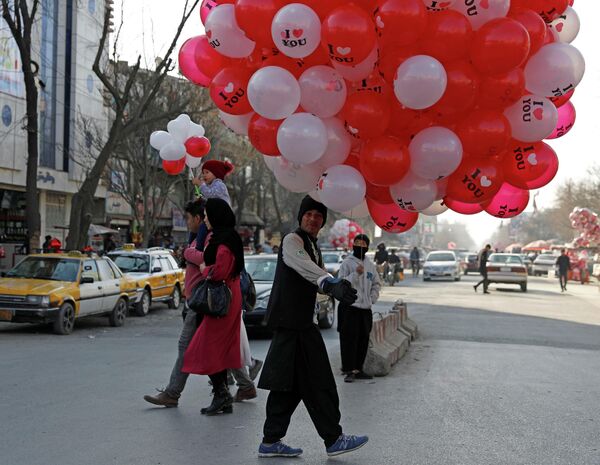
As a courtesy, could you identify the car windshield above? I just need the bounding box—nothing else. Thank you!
[427,253,455,262]
[490,255,523,265]
[109,254,150,273]
[323,254,340,264]
[6,257,80,282]
[245,258,277,281]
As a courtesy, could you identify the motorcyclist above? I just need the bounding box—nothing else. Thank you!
[410,247,421,276]
[374,243,389,280]
[387,249,403,285]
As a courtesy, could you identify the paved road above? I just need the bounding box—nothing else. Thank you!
[1,274,600,465]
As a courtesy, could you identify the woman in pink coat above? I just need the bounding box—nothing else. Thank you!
[182,198,245,416]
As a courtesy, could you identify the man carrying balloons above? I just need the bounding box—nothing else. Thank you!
[257,196,368,458]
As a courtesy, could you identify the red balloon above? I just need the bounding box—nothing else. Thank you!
[510,0,569,22]
[470,18,531,76]
[248,115,282,156]
[194,35,238,82]
[163,158,186,175]
[388,101,434,140]
[509,8,547,56]
[419,10,472,63]
[456,110,511,158]
[366,199,419,233]
[260,53,305,79]
[443,197,484,215]
[344,152,362,171]
[549,89,575,108]
[321,5,378,66]
[446,156,504,204]
[378,43,423,84]
[341,91,391,140]
[185,137,211,158]
[431,61,479,116]
[349,74,392,98]
[301,0,346,20]
[179,37,211,87]
[366,181,394,204]
[503,141,559,190]
[209,67,253,115]
[477,68,526,110]
[300,47,331,68]
[235,0,284,46]
[374,0,428,47]
[359,136,411,186]
[484,183,530,219]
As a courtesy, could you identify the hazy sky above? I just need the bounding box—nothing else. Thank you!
[114,1,600,246]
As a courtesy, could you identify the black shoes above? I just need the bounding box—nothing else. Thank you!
[201,385,233,416]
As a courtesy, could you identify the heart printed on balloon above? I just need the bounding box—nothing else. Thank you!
[503,141,559,190]
[446,156,504,204]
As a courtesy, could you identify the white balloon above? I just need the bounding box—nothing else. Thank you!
[274,158,322,193]
[160,141,187,161]
[248,66,301,120]
[150,131,172,150]
[271,3,321,59]
[524,43,585,98]
[186,155,203,168]
[420,199,449,216]
[299,66,347,118]
[342,199,370,219]
[317,118,351,170]
[409,127,463,181]
[332,47,378,83]
[394,55,447,110]
[219,111,253,136]
[167,114,191,143]
[451,0,510,30]
[504,94,558,142]
[277,113,328,165]
[317,165,366,213]
[187,122,205,139]
[390,172,438,212]
[204,4,255,58]
[263,154,280,172]
[549,7,580,44]
[308,189,321,202]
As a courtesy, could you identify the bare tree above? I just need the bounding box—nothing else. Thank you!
[65,0,201,250]
[1,0,41,251]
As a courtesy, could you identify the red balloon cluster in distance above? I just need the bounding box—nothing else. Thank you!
[178,0,584,233]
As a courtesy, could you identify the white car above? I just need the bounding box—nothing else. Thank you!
[322,251,345,277]
[532,252,559,276]
[423,251,461,281]
[486,253,528,292]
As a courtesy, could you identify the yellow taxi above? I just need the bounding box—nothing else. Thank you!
[107,245,184,316]
[0,252,137,335]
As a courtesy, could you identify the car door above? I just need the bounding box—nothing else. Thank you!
[79,260,103,316]
[160,256,176,295]
[149,256,168,298]
[97,258,121,311]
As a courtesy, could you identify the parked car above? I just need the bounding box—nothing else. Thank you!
[486,253,528,292]
[532,252,559,276]
[462,253,479,275]
[243,254,336,330]
[423,251,461,281]
[108,245,184,316]
[322,251,345,277]
[0,252,137,335]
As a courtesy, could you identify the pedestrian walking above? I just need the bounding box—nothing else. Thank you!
[474,244,492,294]
[143,199,207,408]
[556,249,571,292]
[182,198,245,416]
[257,195,368,459]
[337,234,381,383]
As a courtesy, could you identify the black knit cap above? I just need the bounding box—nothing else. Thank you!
[353,234,370,247]
[297,195,328,228]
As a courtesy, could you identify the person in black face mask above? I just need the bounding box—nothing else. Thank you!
[337,234,381,383]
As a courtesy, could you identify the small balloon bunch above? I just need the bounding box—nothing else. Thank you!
[328,219,364,249]
[150,114,211,175]
[570,207,600,247]
[178,0,584,233]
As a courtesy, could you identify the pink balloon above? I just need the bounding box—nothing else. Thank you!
[547,101,576,139]
[366,199,419,233]
[444,197,484,215]
[484,183,530,219]
[200,0,220,25]
[179,37,211,87]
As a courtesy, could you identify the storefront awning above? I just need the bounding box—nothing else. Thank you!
[89,224,120,236]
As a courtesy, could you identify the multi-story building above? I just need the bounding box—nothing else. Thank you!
[0,0,112,266]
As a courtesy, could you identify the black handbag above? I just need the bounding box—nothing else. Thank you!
[188,269,232,318]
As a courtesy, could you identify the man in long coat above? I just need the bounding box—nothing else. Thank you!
[257,196,369,458]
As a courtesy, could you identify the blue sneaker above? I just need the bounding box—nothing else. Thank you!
[258,441,303,458]
[326,434,369,457]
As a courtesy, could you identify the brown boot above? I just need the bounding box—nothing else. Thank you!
[143,390,179,408]
[234,386,257,402]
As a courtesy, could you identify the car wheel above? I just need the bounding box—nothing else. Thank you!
[134,289,151,317]
[168,285,181,309]
[53,303,75,335]
[520,283,527,292]
[109,298,128,327]
[455,275,461,282]
[423,277,430,282]
[464,270,468,275]
[318,297,335,329]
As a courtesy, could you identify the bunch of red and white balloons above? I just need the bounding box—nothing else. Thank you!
[570,207,600,247]
[328,219,364,249]
[150,114,211,175]
[179,0,584,233]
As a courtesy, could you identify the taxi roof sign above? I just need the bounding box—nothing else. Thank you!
[123,243,136,251]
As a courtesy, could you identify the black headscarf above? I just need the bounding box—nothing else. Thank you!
[203,198,245,276]
[297,195,328,227]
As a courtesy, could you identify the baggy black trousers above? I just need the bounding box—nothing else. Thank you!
[338,304,373,373]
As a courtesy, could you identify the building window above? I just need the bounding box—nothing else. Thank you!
[88,0,96,14]
[1,105,11,127]
[87,75,94,93]
[46,193,67,238]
